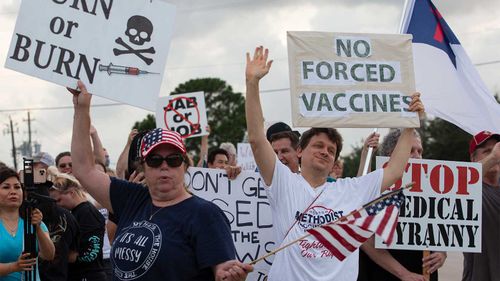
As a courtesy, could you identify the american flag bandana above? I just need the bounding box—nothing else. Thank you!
[141,128,186,157]
[307,189,405,261]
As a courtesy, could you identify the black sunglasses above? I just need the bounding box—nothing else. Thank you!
[145,154,185,168]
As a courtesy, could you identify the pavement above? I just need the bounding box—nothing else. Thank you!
[438,251,463,281]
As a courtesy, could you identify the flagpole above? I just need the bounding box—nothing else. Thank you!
[362,128,378,175]
[398,0,412,33]
[249,183,414,265]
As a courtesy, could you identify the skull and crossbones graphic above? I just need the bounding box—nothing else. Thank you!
[113,15,156,65]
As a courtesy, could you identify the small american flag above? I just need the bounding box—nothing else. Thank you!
[307,189,404,261]
[141,128,186,157]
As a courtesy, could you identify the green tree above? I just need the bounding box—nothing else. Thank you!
[132,114,156,132]
[419,118,471,162]
[341,117,475,177]
[132,78,246,158]
[170,78,246,155]
[342,145,363,178]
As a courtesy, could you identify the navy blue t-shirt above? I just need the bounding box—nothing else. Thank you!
[109,177,236,281]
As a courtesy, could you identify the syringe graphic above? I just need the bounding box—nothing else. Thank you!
[98,63,159,76]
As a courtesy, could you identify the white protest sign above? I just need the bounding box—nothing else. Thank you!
[155,92,209,139]
[186,168,275,281]
[287,31,419,128]
[375,157,482,252]
[5,1,175,111]
[238,143,257,171]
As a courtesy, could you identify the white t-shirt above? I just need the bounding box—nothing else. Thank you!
[266,159,383,281]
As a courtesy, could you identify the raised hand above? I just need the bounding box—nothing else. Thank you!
[246,46,273,83]
[67,80,92,108]
[408,92,425,119]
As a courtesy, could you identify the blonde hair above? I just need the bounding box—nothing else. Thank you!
[52,173,85,197]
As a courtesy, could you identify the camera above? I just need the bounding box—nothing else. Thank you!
[19,168,48,184]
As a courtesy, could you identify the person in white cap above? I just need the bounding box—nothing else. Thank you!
[68,81,252,281]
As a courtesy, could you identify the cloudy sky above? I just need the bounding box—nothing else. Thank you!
[0,0,499,169]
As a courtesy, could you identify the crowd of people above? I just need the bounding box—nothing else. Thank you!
[0,46,499,281]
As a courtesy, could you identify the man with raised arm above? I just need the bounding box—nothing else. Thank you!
[245,46,424,281]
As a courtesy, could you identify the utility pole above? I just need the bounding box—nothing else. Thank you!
[8,116,18,170]
[23,111,34,157]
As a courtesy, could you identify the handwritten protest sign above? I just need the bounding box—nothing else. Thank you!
[5,0,175,111]
[186,168,274,280]
[238,143,257,171]
[287,31,419,128]
[156,92,208,139]
[375,157,482,252]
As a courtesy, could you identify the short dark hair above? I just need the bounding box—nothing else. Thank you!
[270,131,299,150]
[299,128,343,161]
[207,148,229,164]
[0,166,19,184]
[55,151,71,166]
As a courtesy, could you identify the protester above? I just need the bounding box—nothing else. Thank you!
[55,152,72,174]
[93,163,114,280]
[38,197,80,281]
[208,148,230,169]
[34,168,80,281]
[49,174,107,281]
[462,131,500,281]
[267,126,300,174]
[245,46,424,281]
[33,152,55,171]
[358,129,446,281]
[0,166,55,280]
[330,159,344,179]
[220,142,237,166]
[68,81,252,281]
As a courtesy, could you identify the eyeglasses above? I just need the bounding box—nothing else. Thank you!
[58,163,72,169]
[145,154,185,168]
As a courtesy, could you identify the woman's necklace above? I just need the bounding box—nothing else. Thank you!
[149,205,166,220]
[1,218,18,236]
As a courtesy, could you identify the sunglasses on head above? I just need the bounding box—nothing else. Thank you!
[59,163,72,168]
[144,153,185,168]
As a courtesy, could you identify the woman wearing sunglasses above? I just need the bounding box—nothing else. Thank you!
[68,81,252,281]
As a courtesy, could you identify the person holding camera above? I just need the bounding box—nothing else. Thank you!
[0,166,55,281]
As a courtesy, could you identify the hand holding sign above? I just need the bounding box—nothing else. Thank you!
[68,81,92,109]
[408,92,426,120]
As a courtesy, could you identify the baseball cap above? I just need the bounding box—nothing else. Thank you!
[469,130,500,155]
[33,152,55,167]
[266,122,301,141]
[141,128,186,158]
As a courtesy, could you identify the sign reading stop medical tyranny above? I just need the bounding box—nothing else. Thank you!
[287,31,420,128]
[375,157,482,253]
[155,92,209,139]
[5,0,175,111]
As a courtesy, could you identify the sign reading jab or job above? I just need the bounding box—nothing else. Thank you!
[5,0,175,111]
[375,157,482,252]
[287,31,419,128]
[186,168,275,281]
[156,92,209,139]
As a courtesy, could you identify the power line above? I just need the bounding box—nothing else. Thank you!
[0,87,292,113]
[0,103,125,113]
